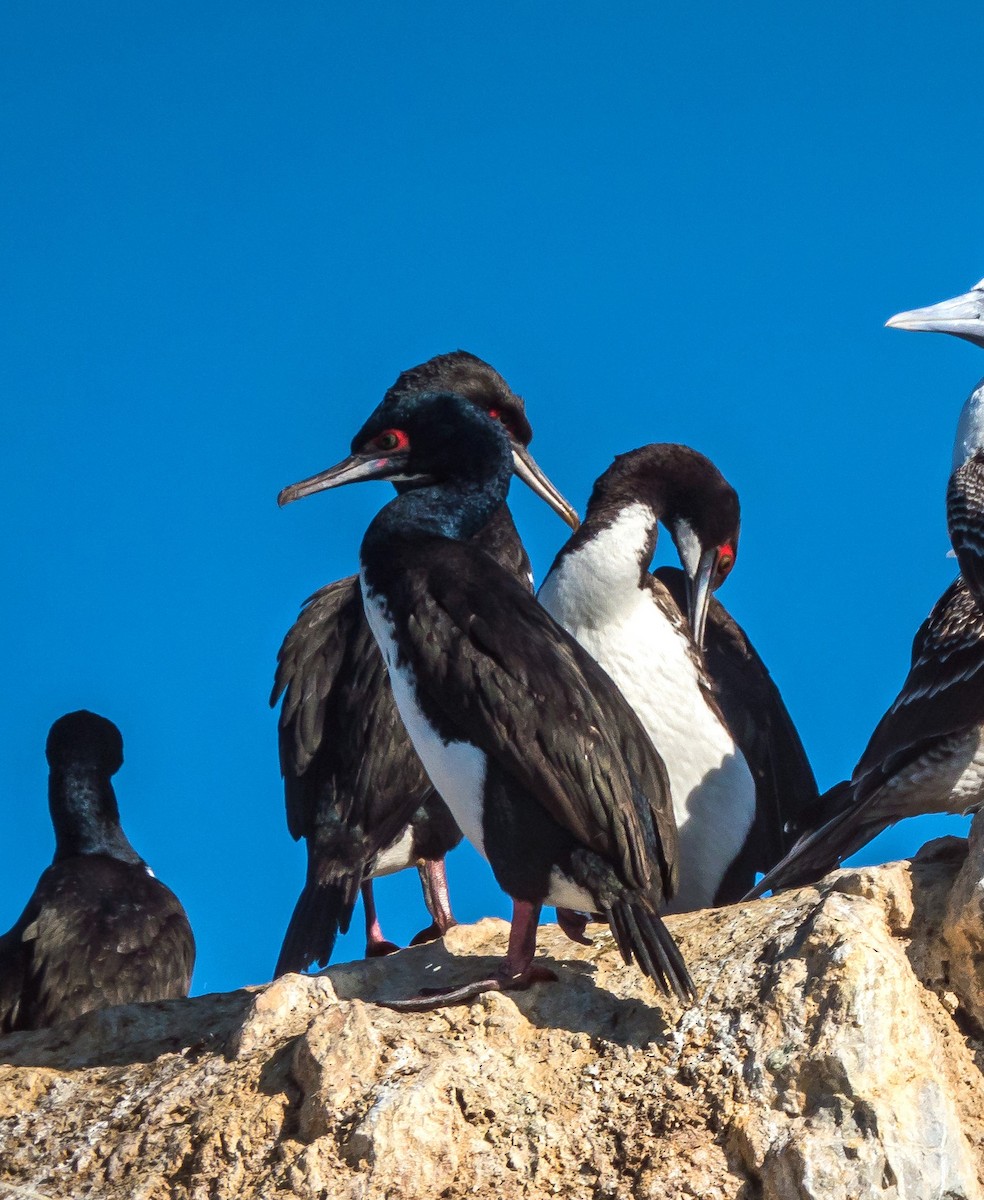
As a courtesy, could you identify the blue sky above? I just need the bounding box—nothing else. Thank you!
[2,4,984,995]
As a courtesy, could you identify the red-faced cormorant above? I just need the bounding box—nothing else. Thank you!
[0,711,195,1032]
[273,352,578,977]
[750,378,984,895]
[278,391,694,1008]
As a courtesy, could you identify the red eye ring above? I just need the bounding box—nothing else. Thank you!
[717,543,735,576]
[369,428,410,453]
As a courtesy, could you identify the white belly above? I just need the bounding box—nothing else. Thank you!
[540,558,756,912]
[361,575,489,859]
[372,825,416,877]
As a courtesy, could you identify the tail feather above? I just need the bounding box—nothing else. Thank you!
[607,900,695,1003]
[746,783,885,899]
[274,875,359,978]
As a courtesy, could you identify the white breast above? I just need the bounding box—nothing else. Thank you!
[361,572,489,859]
[540,510,756,912]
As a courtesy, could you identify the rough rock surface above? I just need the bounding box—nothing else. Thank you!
[5,824,984,1199]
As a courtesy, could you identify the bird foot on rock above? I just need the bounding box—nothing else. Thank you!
[365,939,402,958]
[374,964,558,1012]
[556,907,594,945]
[409,919,458,946]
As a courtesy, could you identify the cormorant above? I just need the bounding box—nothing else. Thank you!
[0,711,195,1032]
[278,391,695,1008]
[539,444,758,910]
[273,351,578,976]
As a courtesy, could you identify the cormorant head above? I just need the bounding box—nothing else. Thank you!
[588,444,739,650]
[280,353,578,528]
[45,710,124,776]
[383,350,534,447]
[886,278,984,348]
[279,390,515,504]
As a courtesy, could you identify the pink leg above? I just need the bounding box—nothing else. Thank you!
[409,859,458,945]
[362,881,401,957]
[376,899,557,1012]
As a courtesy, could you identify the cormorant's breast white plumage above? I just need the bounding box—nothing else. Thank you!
[361,571,489,858]
[539,502,756,911]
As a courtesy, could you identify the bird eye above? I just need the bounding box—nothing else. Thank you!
[368,429,409,453]
[487,408,513,433]
[717,546,735,577]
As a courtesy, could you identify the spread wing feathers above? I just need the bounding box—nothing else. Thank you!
[392,551,678,900]
[272,576,433,840]
[654,566,820,863]
[850,576,984,803]
[0,858,195,1033]
[948,456,984,602]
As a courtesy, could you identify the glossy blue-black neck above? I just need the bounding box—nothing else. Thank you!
[361,393,514,551]
[48,767,143,864]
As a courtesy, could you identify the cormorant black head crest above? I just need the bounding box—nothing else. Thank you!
[384,350,533,447]
[46,710,124,775]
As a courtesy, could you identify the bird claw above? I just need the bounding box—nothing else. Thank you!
[409,919,458,946]
[374,964,558,1012]
[556,907,594,946]
[365,939,402,958]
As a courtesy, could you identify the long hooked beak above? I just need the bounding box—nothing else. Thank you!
[511,443,580,530]
[685,547,719,653]
[886,278,984,346]
[277,451,422,506]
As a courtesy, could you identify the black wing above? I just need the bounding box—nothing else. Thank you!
[0,858,194,1032]
[851,576,984,802]
[948,455,984,602]
[654,566,820,878]
[272,577,434,847]
[385,543,678,900]
[749,575,984,897]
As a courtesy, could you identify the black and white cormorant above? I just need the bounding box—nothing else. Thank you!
[0,711,195,1032]
[278,391,694,1007]
[750,378,984,895]
[539,444,766,910]
[273,352,579,977]
[887,277,984,347]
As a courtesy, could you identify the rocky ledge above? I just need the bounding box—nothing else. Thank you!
[4,822,984,1200]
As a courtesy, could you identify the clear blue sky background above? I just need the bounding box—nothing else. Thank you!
[3,4,984,996]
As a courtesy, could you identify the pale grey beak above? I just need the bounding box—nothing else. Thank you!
[886,278,984,347]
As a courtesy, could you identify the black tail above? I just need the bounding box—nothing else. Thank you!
[607,900,695,1003]
[745,780,886,899]
[274,874,359,978]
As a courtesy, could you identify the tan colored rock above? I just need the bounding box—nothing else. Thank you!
[3,834,984,1199]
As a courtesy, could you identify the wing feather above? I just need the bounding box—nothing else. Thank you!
[384,547,677,898]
